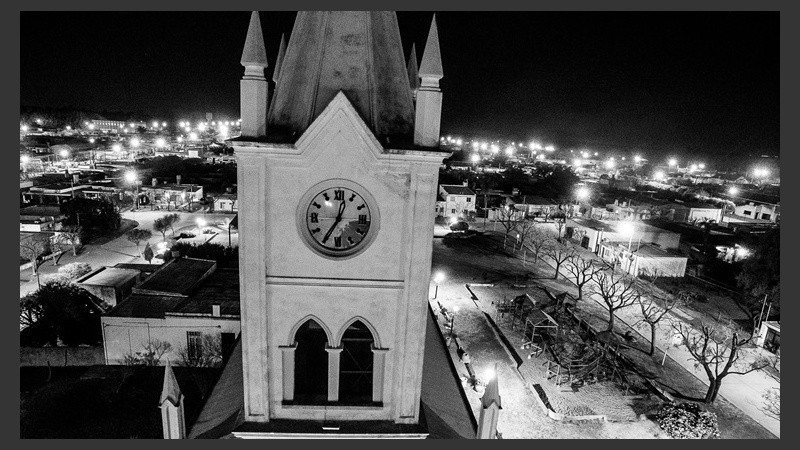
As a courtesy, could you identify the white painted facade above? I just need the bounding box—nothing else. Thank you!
[101,314,240,365]
[735,202,779,222]
[233,92,446,424]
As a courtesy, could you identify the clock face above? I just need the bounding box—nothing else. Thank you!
[305,187,372,254]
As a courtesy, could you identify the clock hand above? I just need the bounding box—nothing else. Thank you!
[322,200,347,243]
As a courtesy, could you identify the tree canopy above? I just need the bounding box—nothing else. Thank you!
[736,227,780,317]
[20,281,107,347]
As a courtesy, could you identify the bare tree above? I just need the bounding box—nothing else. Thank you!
[523,227,554,264]
[564,253,605,300]
[761,388,780,421]
[126,229,153,257]
[633,269,693,355]
[496,205,519,250]
[54,225,83,256]
[672,321,775,404]
[552,209,567,240]
[20,234,48,277]
[175,333,223,368]
[123,339,173,366]
[515,217,538,252]
[543,239,574,280]
[592,268,641,331]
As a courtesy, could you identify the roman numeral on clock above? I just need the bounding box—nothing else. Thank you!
[358,214,367,224]
[334,236,342,247]
[334,190,344,201]
[310,213,319,223]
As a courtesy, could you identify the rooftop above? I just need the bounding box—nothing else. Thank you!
[77,267,140,288]
[132,258,216,297]
[568,217,615,231]
[106,268,240,319]
[439,185,476,196]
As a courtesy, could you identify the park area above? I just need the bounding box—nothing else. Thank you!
[429,227,778,439]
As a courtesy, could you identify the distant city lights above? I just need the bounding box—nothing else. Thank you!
[152,121,159,128]
[605,159,616,169]
[130,138,141,148]
[634,155,642,163]
[698,163,706,170]
[480,142,488,151]
[111,143,122,152]
[490,144,499,154]
[189,132,199,141]
[155,137,167,148]
[753,168,770,177]
[505,146,515,156]
[471,153,480,163]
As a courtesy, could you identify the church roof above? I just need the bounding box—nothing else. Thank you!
[240,11,268,68]
[272,33,287,84]
[266,11,416,145]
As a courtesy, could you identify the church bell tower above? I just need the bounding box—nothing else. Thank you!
[231,11,448,430]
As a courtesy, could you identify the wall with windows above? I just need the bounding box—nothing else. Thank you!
[100,315,240,365]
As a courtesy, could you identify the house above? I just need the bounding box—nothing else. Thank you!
[755,321,780,355]
[437,183,477,218]
[656,201,723,224]
[565,217,615,253]
[598,241,688,278]
[21,182,90,205]
[734,201,780,223]
[212,193,238,212]
[141,181,203,211]
[19,205,66,232]
[100,257,240,365]
[76,266,143,307]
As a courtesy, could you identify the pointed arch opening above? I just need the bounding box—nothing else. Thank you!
[338,320,375,404]
[293,319,329,404]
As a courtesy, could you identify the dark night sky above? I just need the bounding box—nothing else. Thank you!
[20,11,779,159]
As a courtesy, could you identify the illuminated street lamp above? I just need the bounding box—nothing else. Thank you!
[728,186,739,196]
[88,124,95,130]
[130,138,141,148]
[689,164,698,172]
[152,121,159,128]
[451,305,460,337]
[21,124,28,132]
[456,138,463,146]
[505,146,515,156]
[619,221,635,252]
[472,142,480,151]
[155,137,167,148]
[196,217,207,231]
[60,149,69,158]
[576,186,589,202]
[111,143,122,153]
[480,142,488,151]
[698,163,706,170]
[654,170,665,181]
[66,125,72,131]
[490,144,499,154]
[544,145,555,152]
[126,170,140,209]
[573,158,582,167]
[189,132,199,141]
[593,151,599,156]
[634,155,642,163]
[668,157,678,167]
[89,138,95,144]
[433,272,445,299]
[162,121,167,127]
[21,155,30,164]
[605,159,616,169]
[177,136,184,143]
[198,123,207,132]
[471,153,481,163]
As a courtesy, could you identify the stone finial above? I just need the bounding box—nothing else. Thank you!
[407,42,419,90]
[419,14,443,79]
[273,33,287,84]
[241,11,268,68]
[159,360,182,407]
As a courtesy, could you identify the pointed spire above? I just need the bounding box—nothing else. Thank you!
[241,11,268,68]
[481,364,502,409]
[407,42,419,90]
[419,14,443,79]
[160,360,182,407]
[273,33,287,84]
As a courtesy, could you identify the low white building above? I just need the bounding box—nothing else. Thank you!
[598,241,688,278]
[212,194,238,212]
[101,257,240,365]
[436,183,476,218]
[755,321,780,355]
[734,202,780,222]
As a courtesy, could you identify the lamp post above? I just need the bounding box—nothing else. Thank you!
[125,170,139,210]
[433,272,445,299]
[451,305,460,337]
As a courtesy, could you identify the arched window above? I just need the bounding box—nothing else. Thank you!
[293,320,329,404]
[339,320,374,404]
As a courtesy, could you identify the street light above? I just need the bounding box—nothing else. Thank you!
[668,157,678,167]
[654,170,665,181]
[728,186,739,196]
[619,221,635,252]
[20,155,30,164]
[155,137,167,148]
[576,186,589,202]
[451,305,460,337]
[112,143,122,153]
[60,149,69,158]
[471,153,480,163]
[196,217,207,231]
[433,272,445,299]
[125,170,140,210]
[130,138,141,148]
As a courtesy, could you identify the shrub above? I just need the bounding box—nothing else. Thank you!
[656,402,720,439]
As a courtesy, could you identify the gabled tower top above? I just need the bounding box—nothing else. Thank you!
[241,11,268,68]
[418,14,443,79]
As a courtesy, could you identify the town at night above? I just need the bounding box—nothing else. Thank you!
[19,9,780,440]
